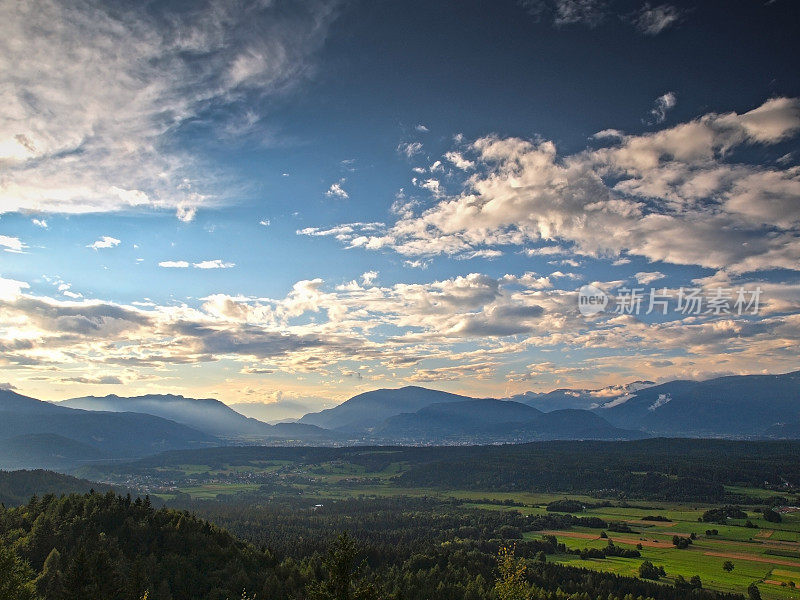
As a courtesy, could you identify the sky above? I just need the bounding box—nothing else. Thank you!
[1,0,799,414]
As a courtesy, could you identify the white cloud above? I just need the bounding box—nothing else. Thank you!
[634,3,682,35]
[312,98,800,274]
[634,271,666,285]
[87,236,121,250]
[0,235,26,253]
[591,129,624,140]
[397,141,423,158]
[326,180,349,199]
[259,219,271,227]
[32,219,48,228]
[193,259,235,269]
[444,151,475,170]
[403,259,430,269]
[0,0,337,220]
[0,276,29,300]
[158,261,190,268]
[361,270,378,286]
[647,91,677,124]
[415,124,429,132]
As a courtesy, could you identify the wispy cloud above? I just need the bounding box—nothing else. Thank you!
[633,3,683,35]
[159,259,235,269]
[397,141,423,158]
[520,0,607,27]
[0,235,26,253]
[194,259,235,269]
[646,91,677,124]
[0,0,339,220]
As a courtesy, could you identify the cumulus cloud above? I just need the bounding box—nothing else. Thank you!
[87,236,121,250]
[1,266,799,397]
[445,151,475,170]
[308,98,800,274]
[326,180,349,199]
[0,0,338,220]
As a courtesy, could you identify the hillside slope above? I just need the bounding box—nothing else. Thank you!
[299,386,484,432]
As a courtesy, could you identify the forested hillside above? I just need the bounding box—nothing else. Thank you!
[0,491,750,600]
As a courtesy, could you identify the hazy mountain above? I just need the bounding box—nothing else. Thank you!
[1,433,107,471]
[229,398,331,424]
[60,394,340,442]
[372,399,641,443]
[61,394,275,439]
[599,371,800,437]
[511,381,655,412]
[299,386,482,432]
[1,389,217,470]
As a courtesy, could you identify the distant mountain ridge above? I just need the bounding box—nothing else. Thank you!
[60,394,340,442]
[511,381,655,412]
[372,399,641,443]
[599,371,800,437]
[2,370,799,473]
[0,389,216,470]
[299,386,482,432]
[61,394,275,439]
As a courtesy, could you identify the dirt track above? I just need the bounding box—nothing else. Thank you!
[703,551,800,569]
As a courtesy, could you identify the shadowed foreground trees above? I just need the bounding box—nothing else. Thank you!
[1,491,753,600]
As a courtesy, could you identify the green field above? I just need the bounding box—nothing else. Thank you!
[83,443,800,599]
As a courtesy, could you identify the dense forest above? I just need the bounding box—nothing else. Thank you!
[1,491,754,600]
[86,439,800,502]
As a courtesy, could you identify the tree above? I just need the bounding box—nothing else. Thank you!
[494,546,530,600]
[763,508,782,523]
[34,548,64,599]
[306,533,377,600]
[722,560,735,572]
[638,560,663,580]
[747,582,762,600]
[0,544,39,600]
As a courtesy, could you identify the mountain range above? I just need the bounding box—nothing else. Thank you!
[1,370,798,472]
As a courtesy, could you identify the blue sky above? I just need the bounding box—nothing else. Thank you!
[1,0,799,413]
